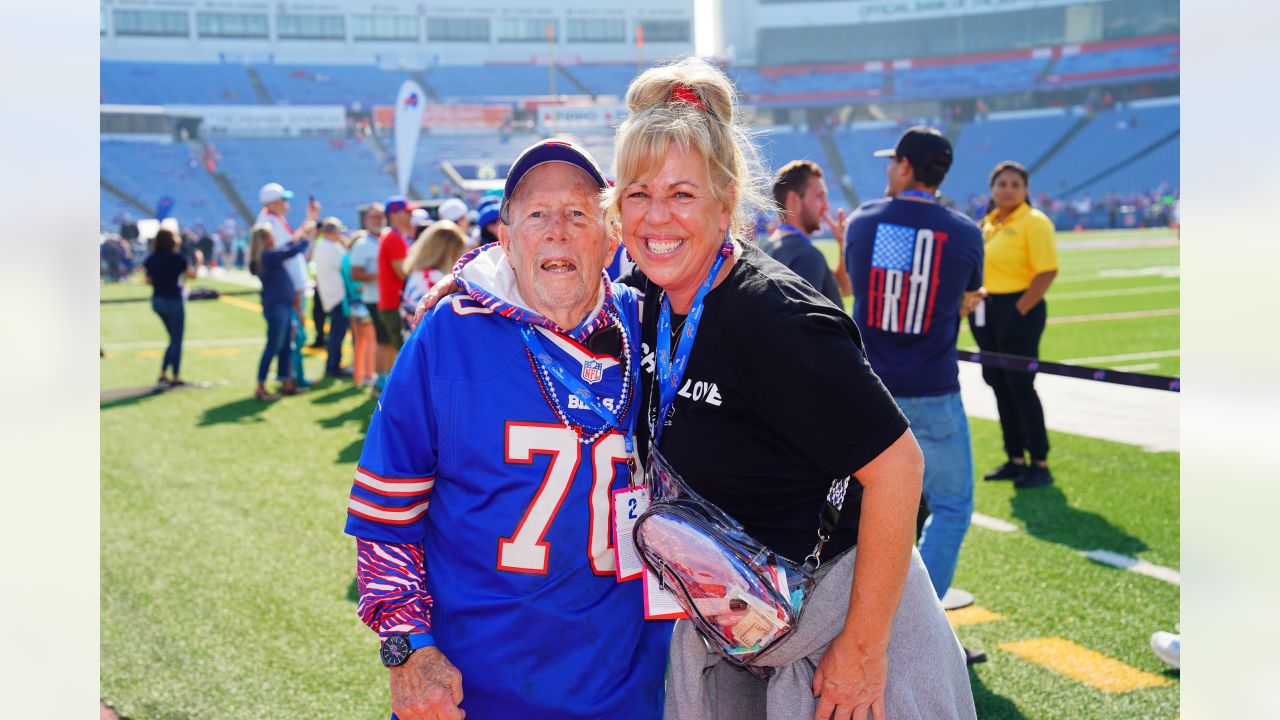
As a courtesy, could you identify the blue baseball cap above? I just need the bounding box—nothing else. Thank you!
[477,200,501,228]
[501,139,608,224]
[384,195,416,216]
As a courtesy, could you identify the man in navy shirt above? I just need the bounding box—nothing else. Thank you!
[763,159,849,308]
[845,127,985,659]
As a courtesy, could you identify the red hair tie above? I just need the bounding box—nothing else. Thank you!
[669,84,707,111]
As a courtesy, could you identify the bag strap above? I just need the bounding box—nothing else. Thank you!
[804,476,851,571]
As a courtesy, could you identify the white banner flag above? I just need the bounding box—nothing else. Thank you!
[394,81,426,196]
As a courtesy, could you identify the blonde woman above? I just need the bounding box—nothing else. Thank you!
[248,222,311,400]
[602,58,975,720]
[399,220,468,339]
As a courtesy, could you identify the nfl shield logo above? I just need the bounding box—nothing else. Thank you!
[581,359,604,384]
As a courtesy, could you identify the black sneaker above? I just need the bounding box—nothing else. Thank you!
[325,367,354,379]
[983,461,1026,481]
[964,646,988,665]
[1015,465,1054,489]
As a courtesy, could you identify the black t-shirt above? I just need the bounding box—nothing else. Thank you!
[632,242,909,563]
[143,251,188,299]
[763,232,843,308]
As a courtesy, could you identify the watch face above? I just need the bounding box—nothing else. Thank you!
[380,635,411,667]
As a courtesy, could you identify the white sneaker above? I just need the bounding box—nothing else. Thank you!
[1150,631,1180,669]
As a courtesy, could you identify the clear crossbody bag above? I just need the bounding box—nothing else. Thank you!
[632,448,851,675]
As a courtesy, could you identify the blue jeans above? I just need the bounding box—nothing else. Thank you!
[324,302,349,374]
[894,391,974,599]
[150,295,185,377]
[259,302,293,383]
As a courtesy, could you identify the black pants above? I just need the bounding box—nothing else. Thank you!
[969,292,1050,461]
[311,293,328,345]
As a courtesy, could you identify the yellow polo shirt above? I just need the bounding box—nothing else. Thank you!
[980,204,1059,293]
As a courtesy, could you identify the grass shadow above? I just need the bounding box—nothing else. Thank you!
[969,667,1028,720]
[1010,484,1148,556]
[337,437,365,465]
[101,386,166,411]
[198,396,269,426]
[318,395,377,430]
[347,577,359,604]
[310,383,363,405]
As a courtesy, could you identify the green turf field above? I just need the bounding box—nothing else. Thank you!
[101,229,1179,719]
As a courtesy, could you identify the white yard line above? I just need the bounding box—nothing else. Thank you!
[1062,349,1181,364]
[1083,550,1181,585]
[1048,308,1179,325]
[1112,363,1160,372]
[971,513,1018,533]
[1050,285,1179,300]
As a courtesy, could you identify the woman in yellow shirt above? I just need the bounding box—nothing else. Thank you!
[970,161,1058,489]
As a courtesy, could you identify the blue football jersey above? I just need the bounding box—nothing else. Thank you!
[345,279,671,720]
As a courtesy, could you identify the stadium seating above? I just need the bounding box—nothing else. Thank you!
[1047,40,1179,87]
[829,125,909,203]
[253,64,417,108]
[425,65,565,99]
[565,64,653,97]
[1032,101,1179,199]
[100,140,238,226]
[101,61,260,105]
[893,58,1047,100]
[213,137,397,229]
[944,111,1082,203]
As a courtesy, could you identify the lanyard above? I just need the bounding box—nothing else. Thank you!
[654,241,732,447]
[777,223,808,241]
[517,323,635,454]
[899,189,936,202]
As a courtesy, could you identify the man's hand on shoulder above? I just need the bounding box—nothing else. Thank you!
[390,646,465,720]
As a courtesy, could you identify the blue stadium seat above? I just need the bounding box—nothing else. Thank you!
[101,61,259,105]
[100,140,238,227]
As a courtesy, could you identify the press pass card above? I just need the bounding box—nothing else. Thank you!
[612,485,648,581]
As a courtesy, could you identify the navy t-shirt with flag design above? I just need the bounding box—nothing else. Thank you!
[845,197,983,397]
[344,282,670,720]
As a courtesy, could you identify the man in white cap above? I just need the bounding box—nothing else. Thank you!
[257,182,319,385]
[437,197,469,234]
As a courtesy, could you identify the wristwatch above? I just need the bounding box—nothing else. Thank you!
[379,633,435,668]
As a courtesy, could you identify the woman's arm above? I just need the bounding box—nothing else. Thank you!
[1015,270,1057,315]
[813,428,922,720]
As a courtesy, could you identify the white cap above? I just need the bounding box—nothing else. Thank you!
[259,182,294,205]
[438,198,468,223]
[411,207,430,226]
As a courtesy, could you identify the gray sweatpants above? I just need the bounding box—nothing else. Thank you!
[663,546,976,720]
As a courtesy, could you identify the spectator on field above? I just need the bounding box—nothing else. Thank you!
[343,230,377,387]
[374,196,415,394]
[476,199,502,246]
[314,217,353,379]
[399,220,467,340]
[143,228,201,387]
[762,159,850,307]
[971,161,1059,489]
[249,222,312,401]
[410,207,432,244]
[256,182,320,387]
[846,126,987,664]
[350,204,385,387]
[438,197,469,235]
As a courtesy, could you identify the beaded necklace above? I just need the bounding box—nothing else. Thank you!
[523,306,635,446]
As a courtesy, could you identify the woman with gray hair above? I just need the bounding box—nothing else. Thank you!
[603,58,974,720]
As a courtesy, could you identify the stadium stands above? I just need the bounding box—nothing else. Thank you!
[1046,35,1179,88]
[100,140,238,226]
[565,64,653,97]
[945,111,1082,202]
[829,124,908,203]
[893,57,1046,100]
[1031,100,1179,199]
[253,64,417,109]
[426,64,563,99]
[213,137,397,228]
[101,61,260,106]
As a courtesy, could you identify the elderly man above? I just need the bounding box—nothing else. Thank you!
[344,140,671,720]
